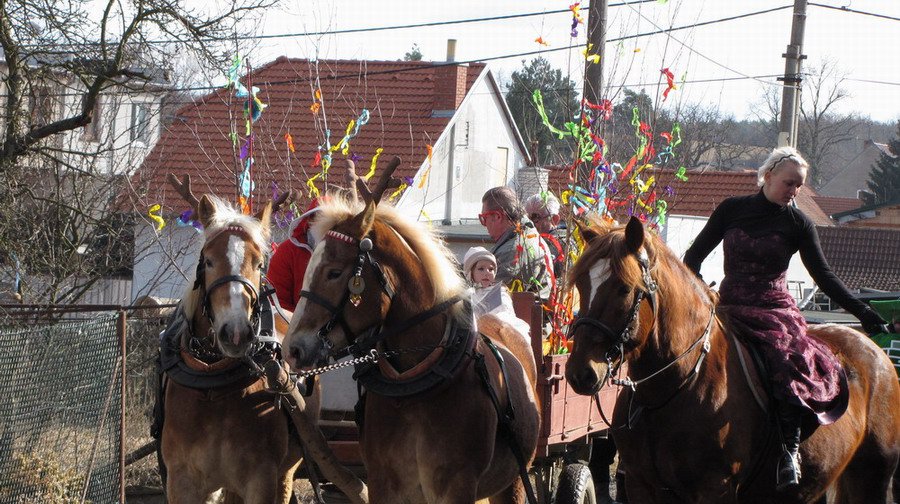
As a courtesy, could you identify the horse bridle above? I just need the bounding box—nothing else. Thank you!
[299,230,397,360]
[570,250,716,413]
[568,250,659,378]
[191,225,278,353]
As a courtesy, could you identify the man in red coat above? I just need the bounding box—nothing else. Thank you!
[267,199,322,312]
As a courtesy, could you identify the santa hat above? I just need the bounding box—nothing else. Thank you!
[289,198,324,241]
[463,246,497,280]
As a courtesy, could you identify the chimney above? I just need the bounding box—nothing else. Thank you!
[433,39,468,115]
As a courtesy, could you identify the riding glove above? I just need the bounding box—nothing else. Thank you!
[859,308,890,336]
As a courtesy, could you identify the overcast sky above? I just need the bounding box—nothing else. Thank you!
[242,0,899,126]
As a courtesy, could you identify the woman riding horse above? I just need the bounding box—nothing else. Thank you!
[683,147,891,490]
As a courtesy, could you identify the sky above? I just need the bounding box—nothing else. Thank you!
[240,1,899,126]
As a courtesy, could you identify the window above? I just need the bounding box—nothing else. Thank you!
[131,103,151,143]
[30,85,57,127]
[82,97,103,142]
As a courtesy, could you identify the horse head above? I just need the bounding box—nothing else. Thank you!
[182,195,272,358]
[284,158,466,370]
[566,216,716,396]
[565,216,662,394]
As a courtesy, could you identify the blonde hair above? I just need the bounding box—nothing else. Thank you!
[757,146,809,187]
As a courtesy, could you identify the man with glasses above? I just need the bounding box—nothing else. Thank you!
[480,186,553,300]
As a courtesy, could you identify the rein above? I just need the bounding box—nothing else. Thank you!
[573,251,716,429]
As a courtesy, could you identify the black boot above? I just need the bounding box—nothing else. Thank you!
[776,401,802,491]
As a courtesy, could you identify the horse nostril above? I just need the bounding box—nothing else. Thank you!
[289,346,303,366]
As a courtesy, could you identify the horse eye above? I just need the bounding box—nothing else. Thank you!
[205,258,213,268]
[327,269,342,280]
[619,286,630,295]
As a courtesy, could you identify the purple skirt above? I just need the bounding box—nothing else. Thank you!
[720,280,848,425]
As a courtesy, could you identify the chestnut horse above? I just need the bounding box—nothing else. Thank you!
[564,216,900,503]
[159,195,320,504]
[283,186,540,504]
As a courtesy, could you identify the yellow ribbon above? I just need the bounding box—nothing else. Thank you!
[148,204,165,232]
[365,147,384,181]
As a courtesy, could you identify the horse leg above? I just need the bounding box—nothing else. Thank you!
[831,449,897,504]
[165,472,217,504]
[487,478,525,504]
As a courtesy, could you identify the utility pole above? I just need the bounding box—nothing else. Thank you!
[583,0,607,107]
[777,0,807,148]
[580,0,607,187]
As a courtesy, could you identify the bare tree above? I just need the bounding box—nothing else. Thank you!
[0,0,275,304]
[797,59,862,187]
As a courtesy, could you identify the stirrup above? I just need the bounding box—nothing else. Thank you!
[776,450,801,491]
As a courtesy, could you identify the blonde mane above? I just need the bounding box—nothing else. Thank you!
[180,195,270,318]
[311,193,467,304]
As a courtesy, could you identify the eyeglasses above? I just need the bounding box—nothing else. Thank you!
[528,212,550,222]
[478,210,505,225]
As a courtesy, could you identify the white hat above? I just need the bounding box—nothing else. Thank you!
[463,246,496,279]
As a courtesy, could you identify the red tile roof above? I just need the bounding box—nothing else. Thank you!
[816,226,900,291]
[545,166,832,224]
[123,58,486,213]
[813,196,862,217]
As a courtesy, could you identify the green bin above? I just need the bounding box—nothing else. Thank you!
[869,299,900,348]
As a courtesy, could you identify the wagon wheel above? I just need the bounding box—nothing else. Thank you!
[555,463,597,504]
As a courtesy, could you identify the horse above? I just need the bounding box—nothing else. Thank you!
[564,216,900,503]
[282,182,540,504]
[158,194,320,504]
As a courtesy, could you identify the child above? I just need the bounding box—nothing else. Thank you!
[463,247,530,340]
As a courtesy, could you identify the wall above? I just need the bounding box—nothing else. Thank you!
[663,215,814,302]
[396,71,527,222]
[131,224,205,302]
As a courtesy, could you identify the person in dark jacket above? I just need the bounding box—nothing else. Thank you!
[683,146,890,491]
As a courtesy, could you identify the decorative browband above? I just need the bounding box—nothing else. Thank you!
[326,230,358,245]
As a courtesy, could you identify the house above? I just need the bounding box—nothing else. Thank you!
[0,59,168,176]
[0,60,168,305]
[819,140,894,198]
[830,198,900,229]
[125,54,531,301]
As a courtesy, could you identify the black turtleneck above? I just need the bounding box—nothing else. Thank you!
[683,190,871,320]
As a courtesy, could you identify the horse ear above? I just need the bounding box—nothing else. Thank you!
[256,201,273,240]
[197,195,217,229]
[574,219,600,244]
[349,200,377,239]
[624,216,645,254]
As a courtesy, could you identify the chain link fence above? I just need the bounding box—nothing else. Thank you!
[0,312,123,503]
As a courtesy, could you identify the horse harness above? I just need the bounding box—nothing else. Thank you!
[298,229,538,504]
[570,250,715,428]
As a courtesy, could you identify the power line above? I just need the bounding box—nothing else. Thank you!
[620,1,787,87]
[8,5,797,99]
[218,0,661,42]
[242,5,795,89]
[809,3,900,22]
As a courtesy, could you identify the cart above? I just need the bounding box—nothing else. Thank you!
[316,292,623,504]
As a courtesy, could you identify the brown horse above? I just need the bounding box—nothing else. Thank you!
[564,216,900,503]
[159,195,320,504]
[283,184,540,504]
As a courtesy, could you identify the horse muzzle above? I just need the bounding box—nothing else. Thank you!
[216,320,256,358]
[285,331,329,370]
[565,354,608,395]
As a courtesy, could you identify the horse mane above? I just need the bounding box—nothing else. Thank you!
[311,193,467,312]
[180,195,271,318]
